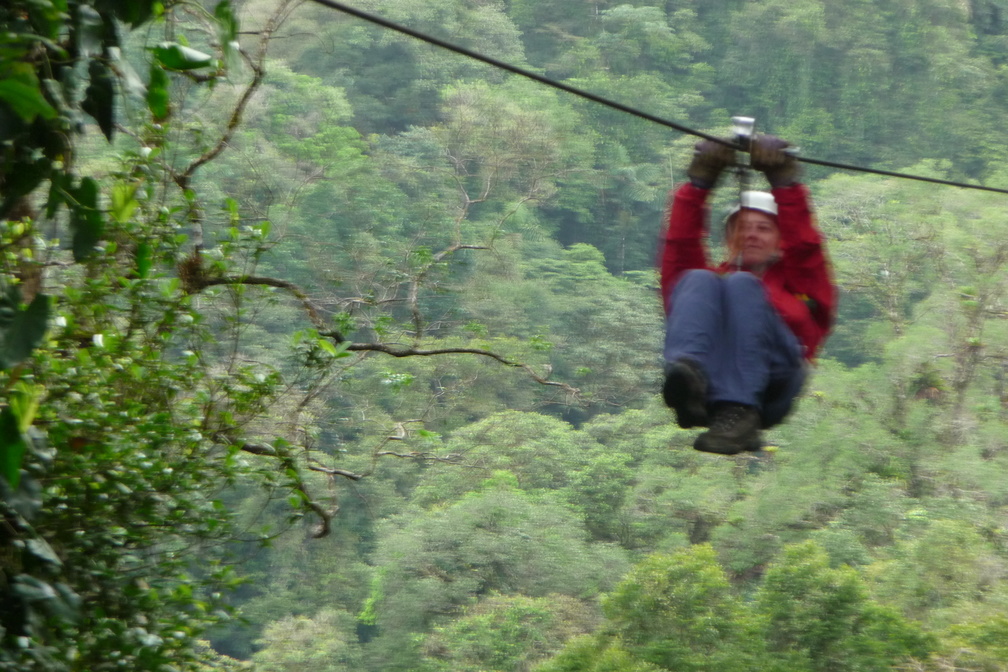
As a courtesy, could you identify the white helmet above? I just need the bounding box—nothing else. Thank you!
[726,191,778,221]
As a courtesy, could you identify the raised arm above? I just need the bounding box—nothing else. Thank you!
[751,135,837,346]
[658,140,736,313]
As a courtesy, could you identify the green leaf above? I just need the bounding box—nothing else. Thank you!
[69,177,104,261]
[214,1,242,73]
[25,0,67,40]
[0,80,58,121]
[151,42,214,71]
[0,294,51,369]
[136,241,153,279]
[81,60,116,141]
[215,1,239,45]
[12,575,81,621]
[113,49,147,99]
[8,382,43,432]
[316,338,351,358]
[147,63,170,120]
[110,182,139,223]
[26,538,61,566]
[0,407,26,488]
[11,575,54,602]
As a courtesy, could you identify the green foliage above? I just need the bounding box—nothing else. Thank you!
[938,616,1008,671]
[0,2,344,669]
[409,410,603,503]
[540,542,933,672]
[535,638,664,672]
[0,0,228,221]
[364,481,629,671]
[616,446,740,550]
[421,594,599,672]
[251,609,363,672]
[868,519,1002,620]
[756,541,935,671]
[461,241,663,417]
[273,0,526,132]
[602,546,756,672]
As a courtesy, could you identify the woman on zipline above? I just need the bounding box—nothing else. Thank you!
[659,135,837,454]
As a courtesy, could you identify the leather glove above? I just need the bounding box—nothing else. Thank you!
[687,140,736,189]
[750,134,799,187]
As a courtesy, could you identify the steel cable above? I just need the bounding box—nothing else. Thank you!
[307,0,1008,196]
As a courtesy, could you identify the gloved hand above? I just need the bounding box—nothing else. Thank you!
[687,140,736,189]
[750,134,799,187]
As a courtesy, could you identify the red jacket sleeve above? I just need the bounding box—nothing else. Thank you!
[659,182,714,314]
[765,183,837,359]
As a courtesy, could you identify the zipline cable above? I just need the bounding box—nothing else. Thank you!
[305,0,717,141]
[307,0,1008,197]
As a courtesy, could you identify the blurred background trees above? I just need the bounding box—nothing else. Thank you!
[5,0,1008,670]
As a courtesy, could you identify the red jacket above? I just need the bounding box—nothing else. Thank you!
[659,182,837,361]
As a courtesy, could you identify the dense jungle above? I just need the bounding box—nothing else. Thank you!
[4,0,1008,670]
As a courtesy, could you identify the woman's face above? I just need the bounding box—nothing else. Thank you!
[732,209,781,268]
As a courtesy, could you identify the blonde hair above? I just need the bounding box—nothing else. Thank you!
[723,213,747,266]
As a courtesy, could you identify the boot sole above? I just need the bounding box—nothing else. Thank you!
[693,431,762,455]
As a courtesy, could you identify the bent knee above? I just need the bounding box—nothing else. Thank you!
[677,268,721,289]
[723,271,767,298]
[668,269,722,306]
[723,271,761,288]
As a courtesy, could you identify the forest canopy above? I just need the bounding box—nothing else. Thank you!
[4,0,1008,671]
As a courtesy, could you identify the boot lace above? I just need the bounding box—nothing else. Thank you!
[711,405,750,430]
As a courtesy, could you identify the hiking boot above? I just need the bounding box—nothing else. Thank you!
[662,358,708,429]
[693,403,762,455]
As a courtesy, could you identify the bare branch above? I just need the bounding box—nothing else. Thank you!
[175,0,300,188]
[307,463,364,481]
[432,244,488,263]
[236,439,334,538]
[373,450,469,465]
[341,341,577,393]
[296,482,334,539]
[175,62,258,189]
[187,269,576,392]
[239,441,278,456]
[196,274,329,329]
[356,419,474,468]
[407,243,488,339]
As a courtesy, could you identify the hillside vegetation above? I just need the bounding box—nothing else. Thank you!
[4,1,1008,670]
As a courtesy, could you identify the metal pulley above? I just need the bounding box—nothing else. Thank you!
[731,115,756,206]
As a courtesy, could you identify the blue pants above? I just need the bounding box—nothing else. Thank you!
[664,269,806,428]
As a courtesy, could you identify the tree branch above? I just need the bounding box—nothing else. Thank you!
[175,0,299,188]
[237,440,334,538]
[373,450,469,465]
[407,243,488,339]
[196,274,328,329]
[339,341,577,395]
[307,463,364,480]
[186,272,578,397]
